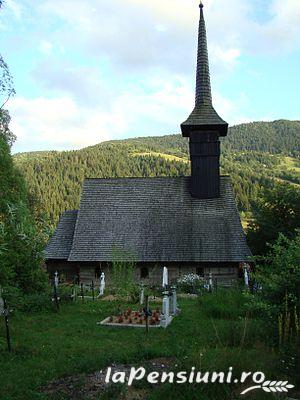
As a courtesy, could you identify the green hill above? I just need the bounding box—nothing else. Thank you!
[14,120,300,227]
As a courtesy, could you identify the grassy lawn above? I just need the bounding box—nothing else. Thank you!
[0,294,295,400]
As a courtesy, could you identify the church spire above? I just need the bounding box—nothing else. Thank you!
[181,2,228,137]
[181,2,228,199]
[195,1,212,106]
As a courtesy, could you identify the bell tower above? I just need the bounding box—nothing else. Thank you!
[181,2,228,199]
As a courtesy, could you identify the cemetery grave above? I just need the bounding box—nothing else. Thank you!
[100,307,162,328]
[99,267,179,329]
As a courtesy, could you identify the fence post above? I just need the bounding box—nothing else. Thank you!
[53,285,60,311]
[92,280,95,301]
[81,283,84,302]
[145,295,149,333]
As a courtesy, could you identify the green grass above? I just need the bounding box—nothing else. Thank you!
[0,294,295,400]
[130,151,188,163]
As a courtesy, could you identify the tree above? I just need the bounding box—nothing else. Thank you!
[0,55,15,110]
[0,48,47,291]
[247,232,300,347]
[1,1,16,110]
[0,121,48,291]
[247,183,300,255]
[255,232,300,309]
[0,108,16,146]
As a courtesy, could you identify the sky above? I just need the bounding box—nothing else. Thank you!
[0,0,300,154]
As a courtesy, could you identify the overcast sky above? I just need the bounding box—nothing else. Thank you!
[1,0,300,154]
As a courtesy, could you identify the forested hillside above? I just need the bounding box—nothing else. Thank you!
[14,120,300,227]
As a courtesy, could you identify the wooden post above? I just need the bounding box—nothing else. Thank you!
[72,285,77,301]
[53,285,59,311]
[81,283,84,302]
[3,298,12,352]
[91,280,95,301]
[145,295,149,334]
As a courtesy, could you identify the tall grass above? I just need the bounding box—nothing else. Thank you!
[198,288,247,319]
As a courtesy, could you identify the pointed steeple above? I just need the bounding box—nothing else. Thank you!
[181,2,228,137]
[195,1,212,106]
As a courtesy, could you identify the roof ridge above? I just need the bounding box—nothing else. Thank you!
[83,175,231,181]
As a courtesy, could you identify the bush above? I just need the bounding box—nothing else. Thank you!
[2,284,75,313]
[110,246,138,300]
[2,285,52,313]
[247,232,300,347]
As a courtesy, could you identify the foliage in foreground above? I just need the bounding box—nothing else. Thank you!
[247,232,300,347]
[0,110,48,292]
[247,183,300,255]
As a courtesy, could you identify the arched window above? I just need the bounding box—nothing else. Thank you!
[140,266,149,279]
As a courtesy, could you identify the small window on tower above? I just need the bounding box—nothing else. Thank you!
[196,267,204,277]
[141,266,149,279]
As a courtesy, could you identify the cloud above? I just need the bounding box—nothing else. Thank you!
[9,96,114,152]
[3,0,298,153]
[29,0,300,81]
[9,72,254,153]
[210,46,241,72]
[5,0,22,19]
[32,62,114,107]
[38,41,53,56]
[258,0,300,54]
[9,75,193,152]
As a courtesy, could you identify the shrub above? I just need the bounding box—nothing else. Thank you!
[2,284,75,313]
[110,246,138,300]
[247,232,300,347]
[2,285,52,313]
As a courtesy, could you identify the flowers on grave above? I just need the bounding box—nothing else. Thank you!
[177,273,204,294]
[177,273,202,285]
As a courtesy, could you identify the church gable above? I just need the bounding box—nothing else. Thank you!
[45,210,78,260]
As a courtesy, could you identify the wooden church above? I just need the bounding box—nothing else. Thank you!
[45,3,251,285]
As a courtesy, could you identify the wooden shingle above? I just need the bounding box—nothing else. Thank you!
[45,210,77,259]
[62,176,252,263]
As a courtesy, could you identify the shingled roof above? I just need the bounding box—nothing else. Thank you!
[51,176,251,263]
[45,210,78,260]
[181,3,228,136]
